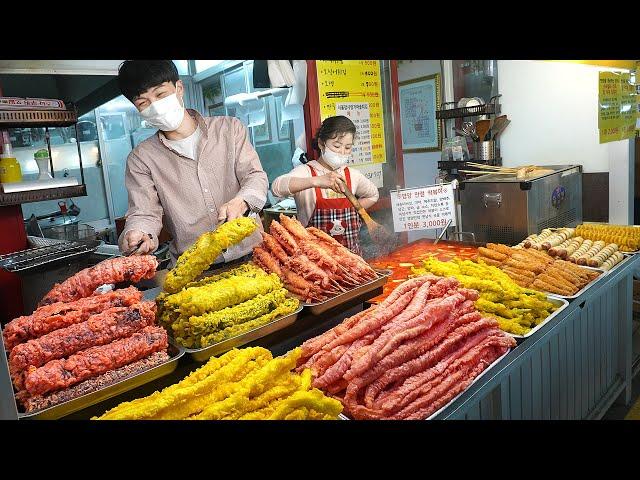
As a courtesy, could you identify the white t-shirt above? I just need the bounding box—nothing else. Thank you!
[163,127,202,161]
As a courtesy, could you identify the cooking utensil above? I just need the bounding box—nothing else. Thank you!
[342,183,397,251]
[126,233,153,256]
[491,118,510,139]
[462,122,480,141]
[433,219,453,245]
[475,119,491,143]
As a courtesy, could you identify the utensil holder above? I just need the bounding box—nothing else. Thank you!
[473,141,496,163]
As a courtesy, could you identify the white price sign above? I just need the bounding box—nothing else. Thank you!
[390,183,456,232]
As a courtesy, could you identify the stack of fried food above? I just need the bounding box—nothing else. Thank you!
[296,276,516,419]
[157,264,299,349]
[515,227,626,271]
[2,256,170,414]
[95,347,342,420]
[252,214,378,303]
[164,217,259,294]
[413,257,557,335]
[575,223,639,254]
[477,243,600,296]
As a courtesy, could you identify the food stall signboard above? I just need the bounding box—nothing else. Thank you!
[316,60,386,165]
[599,71,637,143]
[390,183,456,232]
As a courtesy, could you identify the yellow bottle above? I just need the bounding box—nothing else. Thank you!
[0,142,23,183]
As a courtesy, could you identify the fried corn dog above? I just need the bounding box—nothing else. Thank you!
[486,243,514,257]
[501,269,533,286]
[502,266,535,280]
[602,251,624,271]
[477,256,504,268]
[569,239,593,263]
[517,234,538,249]
[576,240,606,265]
[478,247,508,262]
[558,237,583,259]
[532,278,575,296]
[588,243,619,267]
[527,229,553,250]
[506,257,545,274]
[548,238,572,257]
[537,272,578,294]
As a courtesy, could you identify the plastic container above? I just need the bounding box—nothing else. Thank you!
[0,142,23,183]
[34,148,53,180]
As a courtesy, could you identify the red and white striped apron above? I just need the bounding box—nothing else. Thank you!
[308,165,363,255]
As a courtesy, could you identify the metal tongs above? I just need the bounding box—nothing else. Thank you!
[126,233,153,256]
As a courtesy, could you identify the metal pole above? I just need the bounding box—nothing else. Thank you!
[75,122,84,185]
[45,127,54,178]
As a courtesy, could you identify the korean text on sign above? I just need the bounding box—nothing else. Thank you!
[390,184,456,232]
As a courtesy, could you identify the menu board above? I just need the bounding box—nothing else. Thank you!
[599,71,637,143]
[316,60,386,165]
[390,184,456,232]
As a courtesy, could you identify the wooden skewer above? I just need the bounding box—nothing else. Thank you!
[459,170,516,175]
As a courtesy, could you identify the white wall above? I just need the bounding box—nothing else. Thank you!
[397,60,442,240]
[497,60,632,224]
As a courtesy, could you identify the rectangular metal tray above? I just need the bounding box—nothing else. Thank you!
[177,303,303,362]
[303,269,391,315]
[338,348,512,420]
[16,341,184,420]
[543,266,606,300]
[508,296,570,340]
[426,348,511,419]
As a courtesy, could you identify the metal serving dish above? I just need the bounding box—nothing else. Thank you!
[544,266,606,300]
[338,348,512,420]
[16,341,184,420]
[304,269,392,315]
[426,348,511,419]
[176,303,303,362]
[508,296,569,340]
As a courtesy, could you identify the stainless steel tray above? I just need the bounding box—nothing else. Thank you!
[16,342,184,420]
[303,269,391,315]
[543,266,606,300]
[426,348,511,419]
[177,304,303,362]
[338,348,512,420]
[508,296,569,340]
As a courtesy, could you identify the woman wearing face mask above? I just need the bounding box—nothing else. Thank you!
[271,115,379,255]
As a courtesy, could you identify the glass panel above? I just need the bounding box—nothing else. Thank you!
[173,60,189,75]
[195,60,225,73]
[96,95,140,220]
[452,60,499,104]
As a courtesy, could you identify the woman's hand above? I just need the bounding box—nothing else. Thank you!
[312,171,347,194]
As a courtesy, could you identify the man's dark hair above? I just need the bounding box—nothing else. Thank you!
[118,60,179,102]
[311,115,357,152]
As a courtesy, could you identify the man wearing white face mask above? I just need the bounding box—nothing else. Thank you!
[271,115,379,255]
[116,60,268,267]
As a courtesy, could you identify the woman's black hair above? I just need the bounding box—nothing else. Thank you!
[311,115,357,152]
[118,60,179,102]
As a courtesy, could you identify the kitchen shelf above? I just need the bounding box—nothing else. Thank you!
[0,185,87,206]
[0,107,78,128]
[436,103,500,120]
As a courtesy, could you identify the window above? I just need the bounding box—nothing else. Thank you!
[195,60,225,73]
[173,60,189,75]
[451,60,499,104]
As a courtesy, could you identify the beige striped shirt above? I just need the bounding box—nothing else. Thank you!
[118,109,268,265]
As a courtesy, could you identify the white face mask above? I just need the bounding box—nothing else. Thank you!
[139,92,185,131]
[321,146,351,170]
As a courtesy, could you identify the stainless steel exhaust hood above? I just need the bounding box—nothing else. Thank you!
[0,60,123,116]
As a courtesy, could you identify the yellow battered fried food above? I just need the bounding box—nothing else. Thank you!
[165,272,283,317]
[94,347,341,420]
[171,288,291,347]
[413,257,556,335]
[163,217,258,294]
[199,297,300,347]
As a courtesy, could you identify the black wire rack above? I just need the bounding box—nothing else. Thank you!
[0,238,99,273]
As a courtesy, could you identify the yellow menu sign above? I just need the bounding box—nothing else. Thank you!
[599,71,636,143]
[316,60,386,164]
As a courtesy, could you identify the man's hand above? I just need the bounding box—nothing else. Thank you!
[312,171,347,194]
[218,197,249,223]
[123,230,154,255]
